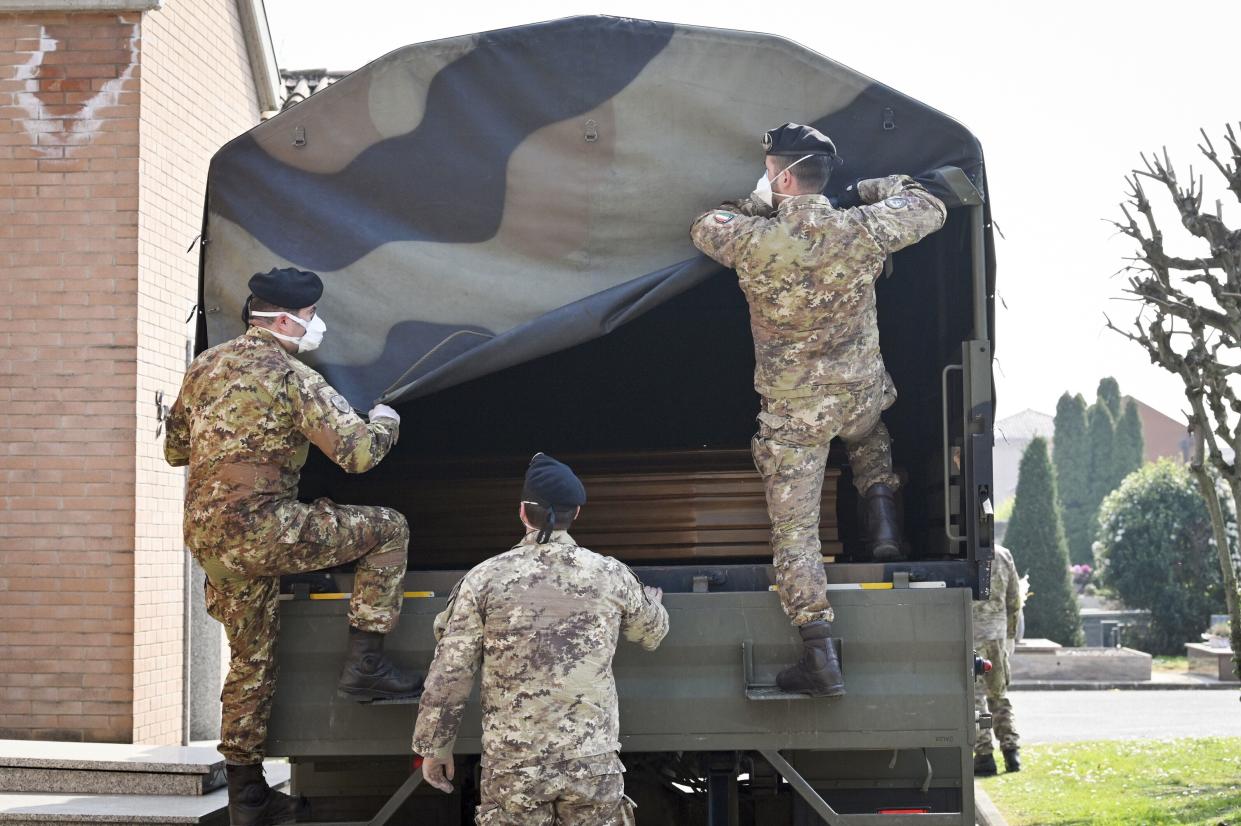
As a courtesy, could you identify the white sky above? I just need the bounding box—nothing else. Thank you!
[264,0,1241,423]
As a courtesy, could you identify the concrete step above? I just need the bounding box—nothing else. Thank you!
[0,762,290,824]
[0,741,226,796]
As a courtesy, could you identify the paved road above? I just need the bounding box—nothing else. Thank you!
[1012,690,1241,743]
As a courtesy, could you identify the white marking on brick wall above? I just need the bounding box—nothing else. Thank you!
[11,21,139,139]
[13,28,57,139]
[79,22,140,127]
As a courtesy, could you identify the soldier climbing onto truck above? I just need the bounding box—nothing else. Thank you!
[163,266,421,826]
[690,123,948,697]
[413,453,669,825]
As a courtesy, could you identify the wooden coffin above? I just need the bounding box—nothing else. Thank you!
[353,449,842,568]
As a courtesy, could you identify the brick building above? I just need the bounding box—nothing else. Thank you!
[0,0,280,745]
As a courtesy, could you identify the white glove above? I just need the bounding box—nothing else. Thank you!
[368,404,400,424]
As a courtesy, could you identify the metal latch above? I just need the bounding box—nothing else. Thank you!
[691,572,726,593]
[154,390,169,437]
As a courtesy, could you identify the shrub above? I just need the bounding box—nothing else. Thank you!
[1096,460,1226,654]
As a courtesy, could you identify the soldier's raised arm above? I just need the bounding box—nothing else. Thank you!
[287,370,400,474]
[617,564,669,651]
[690,206,765,269]
[163,392,190,467]
[851,175,947,256]
[413,576,484,760]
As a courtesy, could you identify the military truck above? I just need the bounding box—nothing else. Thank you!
[195,15,997,825]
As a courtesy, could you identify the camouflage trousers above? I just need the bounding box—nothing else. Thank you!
[476,754,635,826]
[752,375,898,627]
[196,499,409,765]
[974,638,1019,756]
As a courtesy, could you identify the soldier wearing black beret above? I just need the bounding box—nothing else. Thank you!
[690,123,949,697]
[163,266,420,823]
[414,452,669,820]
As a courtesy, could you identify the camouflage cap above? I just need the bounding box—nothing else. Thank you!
[248,267,323,310]
[763,122,837,157]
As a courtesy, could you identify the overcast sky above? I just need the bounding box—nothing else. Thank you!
[264,0,1240,423]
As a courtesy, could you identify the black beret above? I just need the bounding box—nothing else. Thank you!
[248,267,323,310]
[522,453,586,508]
[762,123,837,157]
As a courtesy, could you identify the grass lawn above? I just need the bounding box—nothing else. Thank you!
[1151,655,1188,674]
[979,738,1241,825]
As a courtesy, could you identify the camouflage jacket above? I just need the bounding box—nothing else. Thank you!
[973,545,1020,642]
[412,531,670,771]
[163,326,399,552]
[690,176,946,398]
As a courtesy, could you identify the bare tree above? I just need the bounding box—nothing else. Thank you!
[1105,124,1241,681]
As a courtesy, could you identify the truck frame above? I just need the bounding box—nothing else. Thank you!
[195,16,998,824]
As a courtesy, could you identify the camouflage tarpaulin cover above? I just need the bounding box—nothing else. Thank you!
[201,15,987,408]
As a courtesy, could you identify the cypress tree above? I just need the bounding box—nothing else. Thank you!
[1053,393,1092,565]
[1115,399,1145,480]
[1097,376,1122,420]
[1087,402,1118,546]
[1006,437,1083,646]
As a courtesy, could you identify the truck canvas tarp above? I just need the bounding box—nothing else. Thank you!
[200,15,993,410]
[197,15,997,826]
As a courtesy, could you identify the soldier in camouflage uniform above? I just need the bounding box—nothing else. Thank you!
[413,454,669,825]
[164,267,420,826]
[972,544,1022,775]
[690,123,946,696]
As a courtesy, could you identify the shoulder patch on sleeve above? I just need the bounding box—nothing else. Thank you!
[713,210,736,224]
[883,196,909,209]
[330,393,352,414]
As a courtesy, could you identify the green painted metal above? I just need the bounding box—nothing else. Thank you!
[266,565,976,822]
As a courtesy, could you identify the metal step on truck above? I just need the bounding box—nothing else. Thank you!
[195,15,997,825]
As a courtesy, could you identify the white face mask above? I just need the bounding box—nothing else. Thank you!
[250,310,327,353]
[752,154,815,208]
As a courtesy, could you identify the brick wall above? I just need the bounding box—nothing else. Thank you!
[0,10,142,742]
[133,0,260,745]
[0,2,262,744]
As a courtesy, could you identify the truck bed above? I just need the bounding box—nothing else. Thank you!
[266,565,976,824]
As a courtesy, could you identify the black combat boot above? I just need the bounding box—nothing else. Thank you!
[973,752,998,777]
[776,621,845,697]
[1002,748,1021,773]
[864,483,901,560]
[337,628,422,702]
[226,762,307,826]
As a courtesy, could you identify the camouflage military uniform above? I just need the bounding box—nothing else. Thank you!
[164,326,409,765]
[973,545,1021,757]
[412,530,668,825]
[691,176,946,625]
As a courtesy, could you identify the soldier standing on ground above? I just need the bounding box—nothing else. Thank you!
[973,544,1022,775]
[690,123,946,696]
[413,453,669,825]
[164,267,420,826]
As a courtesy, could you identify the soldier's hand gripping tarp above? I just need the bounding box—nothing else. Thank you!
[201,15,987,409]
